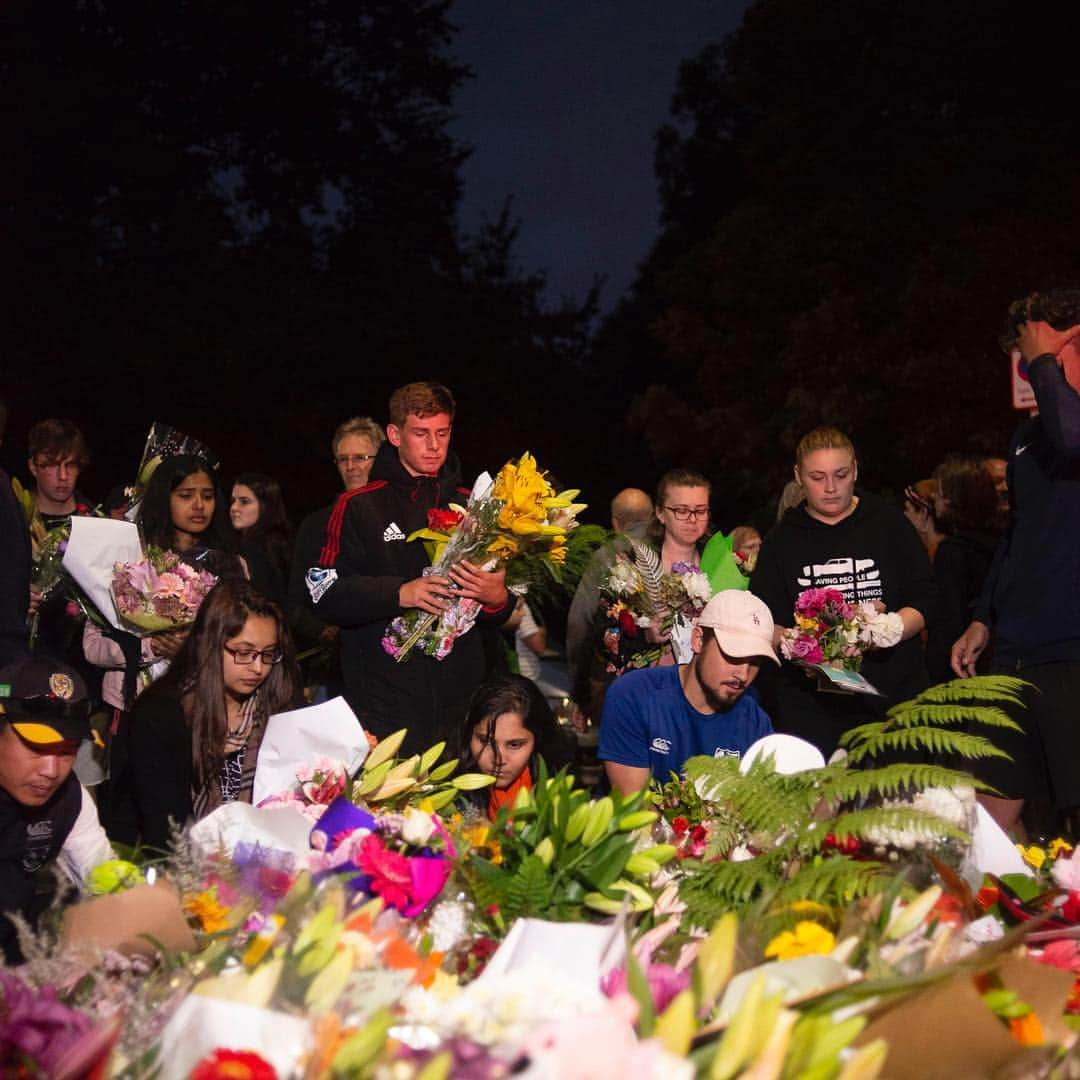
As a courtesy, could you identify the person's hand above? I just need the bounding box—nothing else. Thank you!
[399,574,453,615]
[449,560,508,608]
[151,629,189,660]
[318,624,340,644]
[644,621,671,645]
[951,621,989,678]
[1016,318,1080,363]
[27,586,42,619]
[570,702,590,733]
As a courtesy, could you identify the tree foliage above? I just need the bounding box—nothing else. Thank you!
[1,1,595,513]
[610,0,1080,517]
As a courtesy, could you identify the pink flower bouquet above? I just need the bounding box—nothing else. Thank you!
[308,796,452,916]
[780,587,903,672]
[111,547,217,634]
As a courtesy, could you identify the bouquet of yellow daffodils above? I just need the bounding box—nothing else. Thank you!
[382,452,584,662]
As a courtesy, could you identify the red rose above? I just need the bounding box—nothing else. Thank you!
[690,825,708,845]
[427,508,463,532]
[617,610,638,636]
[671,816,689,836]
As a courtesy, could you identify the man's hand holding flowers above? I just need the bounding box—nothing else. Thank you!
[449,559,509,609]
[400,574,454,615]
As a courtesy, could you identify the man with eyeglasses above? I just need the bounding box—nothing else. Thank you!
[23,421,98,692]
[308,382,513,754]
[600,591,776,795]
[288,417,387,670]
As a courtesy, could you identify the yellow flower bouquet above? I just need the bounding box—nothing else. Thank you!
[381,452,584,662]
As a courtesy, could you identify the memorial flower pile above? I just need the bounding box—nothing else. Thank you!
[17,677,1080,1079]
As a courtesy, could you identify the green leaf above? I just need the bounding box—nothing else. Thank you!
[625,941,656,1037]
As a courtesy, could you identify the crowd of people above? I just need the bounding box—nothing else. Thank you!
[3,288,1080,959]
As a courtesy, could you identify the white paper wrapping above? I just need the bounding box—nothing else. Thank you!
[252,696,369,807]
[62,516,142,632]
[157,996,312,1080]
[188,802,315,858]
[478,916,626,999]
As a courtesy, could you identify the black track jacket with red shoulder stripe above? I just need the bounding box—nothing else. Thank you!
[308,443,513,754]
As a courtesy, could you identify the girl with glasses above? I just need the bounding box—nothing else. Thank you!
[128,580,300,847]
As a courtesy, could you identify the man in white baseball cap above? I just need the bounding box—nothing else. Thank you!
[600,590,778,795]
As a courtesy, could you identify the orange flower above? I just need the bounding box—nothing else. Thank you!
[189,1049,276,1080]
[1008,1012,1045,1046]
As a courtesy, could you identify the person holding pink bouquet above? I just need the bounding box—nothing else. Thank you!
[751,427,936,758]
[84,454,246,839]
[128,580,300,848]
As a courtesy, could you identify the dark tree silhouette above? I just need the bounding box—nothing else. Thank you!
[606,0,1080,522]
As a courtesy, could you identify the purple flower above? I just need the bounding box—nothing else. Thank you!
[669,561,701,575]
[0,973,95,1076]
[787,635,824,665]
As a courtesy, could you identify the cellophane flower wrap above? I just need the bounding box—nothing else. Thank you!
[111,546,218,634]
[780,587,903,671]
[382,451,584,662]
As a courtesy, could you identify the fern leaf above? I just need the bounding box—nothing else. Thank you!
[909,676,1028,706]
[630,539,664,613]
[847,728,1009,764]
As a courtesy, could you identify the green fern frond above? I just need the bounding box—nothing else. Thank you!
[905,676,1027,706]
[822,763,986,801]
[823,807,968,849]
[772,855,886,907]
[838,721,888,748]
[876,704,1019,731]
[847,727,1009,764]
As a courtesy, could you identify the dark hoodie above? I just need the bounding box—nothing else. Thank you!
[750,492,937,756]
[308,443,512,754]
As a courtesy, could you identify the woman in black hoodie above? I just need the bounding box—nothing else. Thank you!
[751,427,937,757]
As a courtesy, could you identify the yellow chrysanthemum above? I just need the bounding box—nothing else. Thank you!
[1017,844,1047,870]
[795,614,819,633]
[184,889,231,934]
[764,920,836,961]
[1049,837,1074,860]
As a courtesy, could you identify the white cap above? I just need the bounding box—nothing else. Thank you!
[697,590,779,665]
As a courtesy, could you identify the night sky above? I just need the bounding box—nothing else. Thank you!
[449,1,750,312]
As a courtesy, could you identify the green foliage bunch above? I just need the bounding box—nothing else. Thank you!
[673,676,1024,935]
[458,764,677,931]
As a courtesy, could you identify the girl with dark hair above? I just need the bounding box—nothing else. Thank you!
[139,454,240,580]
[457,674,573,819]
[924,454,1002,683]
[84,454,246,840]
[230,472,293,604]
[129,580,300,847]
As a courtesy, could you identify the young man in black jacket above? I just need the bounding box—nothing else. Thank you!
[307,382,513,754]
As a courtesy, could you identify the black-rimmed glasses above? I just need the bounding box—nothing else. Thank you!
[665,505,710,521]
[223,645,283,666]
